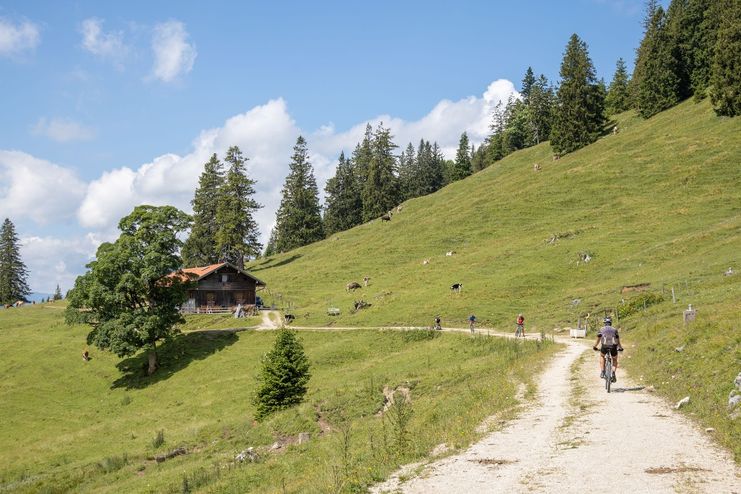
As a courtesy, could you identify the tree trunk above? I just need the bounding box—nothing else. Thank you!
[147,343,158,375]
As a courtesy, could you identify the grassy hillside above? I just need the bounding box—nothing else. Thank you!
[0,304,555,493]
[250,98,741,457]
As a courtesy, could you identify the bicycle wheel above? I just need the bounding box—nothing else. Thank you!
[605,358,612,393]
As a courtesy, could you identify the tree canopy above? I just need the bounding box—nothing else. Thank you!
[0,218,31,305]
[65,205,191,375]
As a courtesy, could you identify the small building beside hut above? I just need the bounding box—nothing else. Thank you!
[171,262,266,313]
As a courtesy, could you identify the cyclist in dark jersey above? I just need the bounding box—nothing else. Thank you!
[593,316,624,382]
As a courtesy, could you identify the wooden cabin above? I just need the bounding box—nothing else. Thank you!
[173,262,266,314]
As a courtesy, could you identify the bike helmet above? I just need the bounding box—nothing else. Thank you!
[604,316,612,325]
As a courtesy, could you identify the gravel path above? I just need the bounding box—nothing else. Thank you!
[373,339,740,494]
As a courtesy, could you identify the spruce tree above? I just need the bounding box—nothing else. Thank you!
[253,328,311,420]
[362,124,399,221]
[551,34,606,155]
[182,153,225,267]
[521,67,537,103]
[710,0,741,116]
[429,142,447,190]
[352,124,374,192]
[451,132,472,181]
[605,58,631,115]
[274,136,324,253]
[53,284,63,301]
[323,152,362,236]
[398,142,418,200]
[634,6,682,118]
[264,228,278,257]
[215,146,262,268]
[0,218,31,304]
[532,74,555,144]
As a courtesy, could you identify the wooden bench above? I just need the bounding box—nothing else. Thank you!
[327,307,341,316]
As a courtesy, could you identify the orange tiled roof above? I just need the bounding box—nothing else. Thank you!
[166,262,266,286]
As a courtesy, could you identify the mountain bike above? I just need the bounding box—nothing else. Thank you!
[595,347,623,393]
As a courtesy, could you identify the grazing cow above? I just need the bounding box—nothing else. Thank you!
[422,258,430,265]
[353,300,371,312]
[3,304,10,309]
[533,163,541,172]
[381,213,392,222]
[451,283,463,293]
[346,281,362,292]
[284,314,295,324]
[13,301,24,307]
[445,251,455,257]
[397,205,403,212]
[363,276,370,286]
[612,125,619,135]
[553,153,560,161]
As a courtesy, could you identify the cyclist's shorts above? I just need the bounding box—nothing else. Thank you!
[600,346,618,357]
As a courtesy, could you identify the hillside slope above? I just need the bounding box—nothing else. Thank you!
[250,98,740,329]
[250,97,741,458]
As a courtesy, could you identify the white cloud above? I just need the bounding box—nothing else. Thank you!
[20,234,103,293]
[76,81,518,243]
[80,18,128,67]
[32,117,95,142]
[151,20,196,82]
[0,150,86,225]
[0,18,40,57]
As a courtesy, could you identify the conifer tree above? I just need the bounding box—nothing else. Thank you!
[264,228,278,257]
[53,284,63,301]
[215,146,262,268]
[634,6,682,117]
[605,58,631,115]
[323,152,362,236]
[709,0,741,116]
[429,142,447,190]
[471,144,487,173]
[528,74,554,144]
[551,34,606,155]
[253,328,311,420]
[0,218,31,304]
[362,124,399,221]
[521,67,537,103]
[352,124,374,191]
[274,136,324,253]
[398,142,418,201]
[182,154,224,267]
[451,132,472,181]
[502,98,530,152]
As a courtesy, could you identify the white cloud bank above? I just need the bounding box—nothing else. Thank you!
[151,20,197,82]
[8,78,517,291]
[0,18,40,57]
[0,150,86,225]
[32,117,96,142]
[80,18,128,67]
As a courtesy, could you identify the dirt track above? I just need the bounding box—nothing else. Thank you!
[372,338,740,494]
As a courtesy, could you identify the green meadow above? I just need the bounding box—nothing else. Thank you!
[0,98,739,492]
[0,303,555,493]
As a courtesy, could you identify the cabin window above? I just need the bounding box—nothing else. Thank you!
[221,274,229,283]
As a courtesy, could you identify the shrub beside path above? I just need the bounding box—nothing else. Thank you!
[372,339,740,493]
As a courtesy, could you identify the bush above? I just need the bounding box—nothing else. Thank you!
[253,329,311,420]
[617,292,664,319]
[401,329,441,342]
[151,430,165,449]
[97,454,128,474]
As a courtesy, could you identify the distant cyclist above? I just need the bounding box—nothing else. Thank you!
[593,316,624,382]
[433,315,442,330]
[468,314,476,334]
[515,313,525,337]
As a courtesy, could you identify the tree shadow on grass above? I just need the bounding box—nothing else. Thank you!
[111,330,239,390]
[249,254,301,272]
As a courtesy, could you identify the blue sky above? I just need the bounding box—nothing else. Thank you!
[0,0,652,292]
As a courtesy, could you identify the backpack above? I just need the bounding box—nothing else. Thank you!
[601,327,617,346]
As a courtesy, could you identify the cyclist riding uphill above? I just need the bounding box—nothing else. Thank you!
[593,316,624,382]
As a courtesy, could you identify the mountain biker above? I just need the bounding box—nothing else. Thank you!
[468,314,476,334]
[515,313,525,337]
[593,316,624,382]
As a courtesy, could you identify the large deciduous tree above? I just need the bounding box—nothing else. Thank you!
[215,146,262,268]
[274,136,324,252]
[65,206,191,375]
[0,218,31,305]
[182,153,225,267]
[551,33,606,155]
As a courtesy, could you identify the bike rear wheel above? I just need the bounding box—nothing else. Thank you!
[605,358,612,393]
